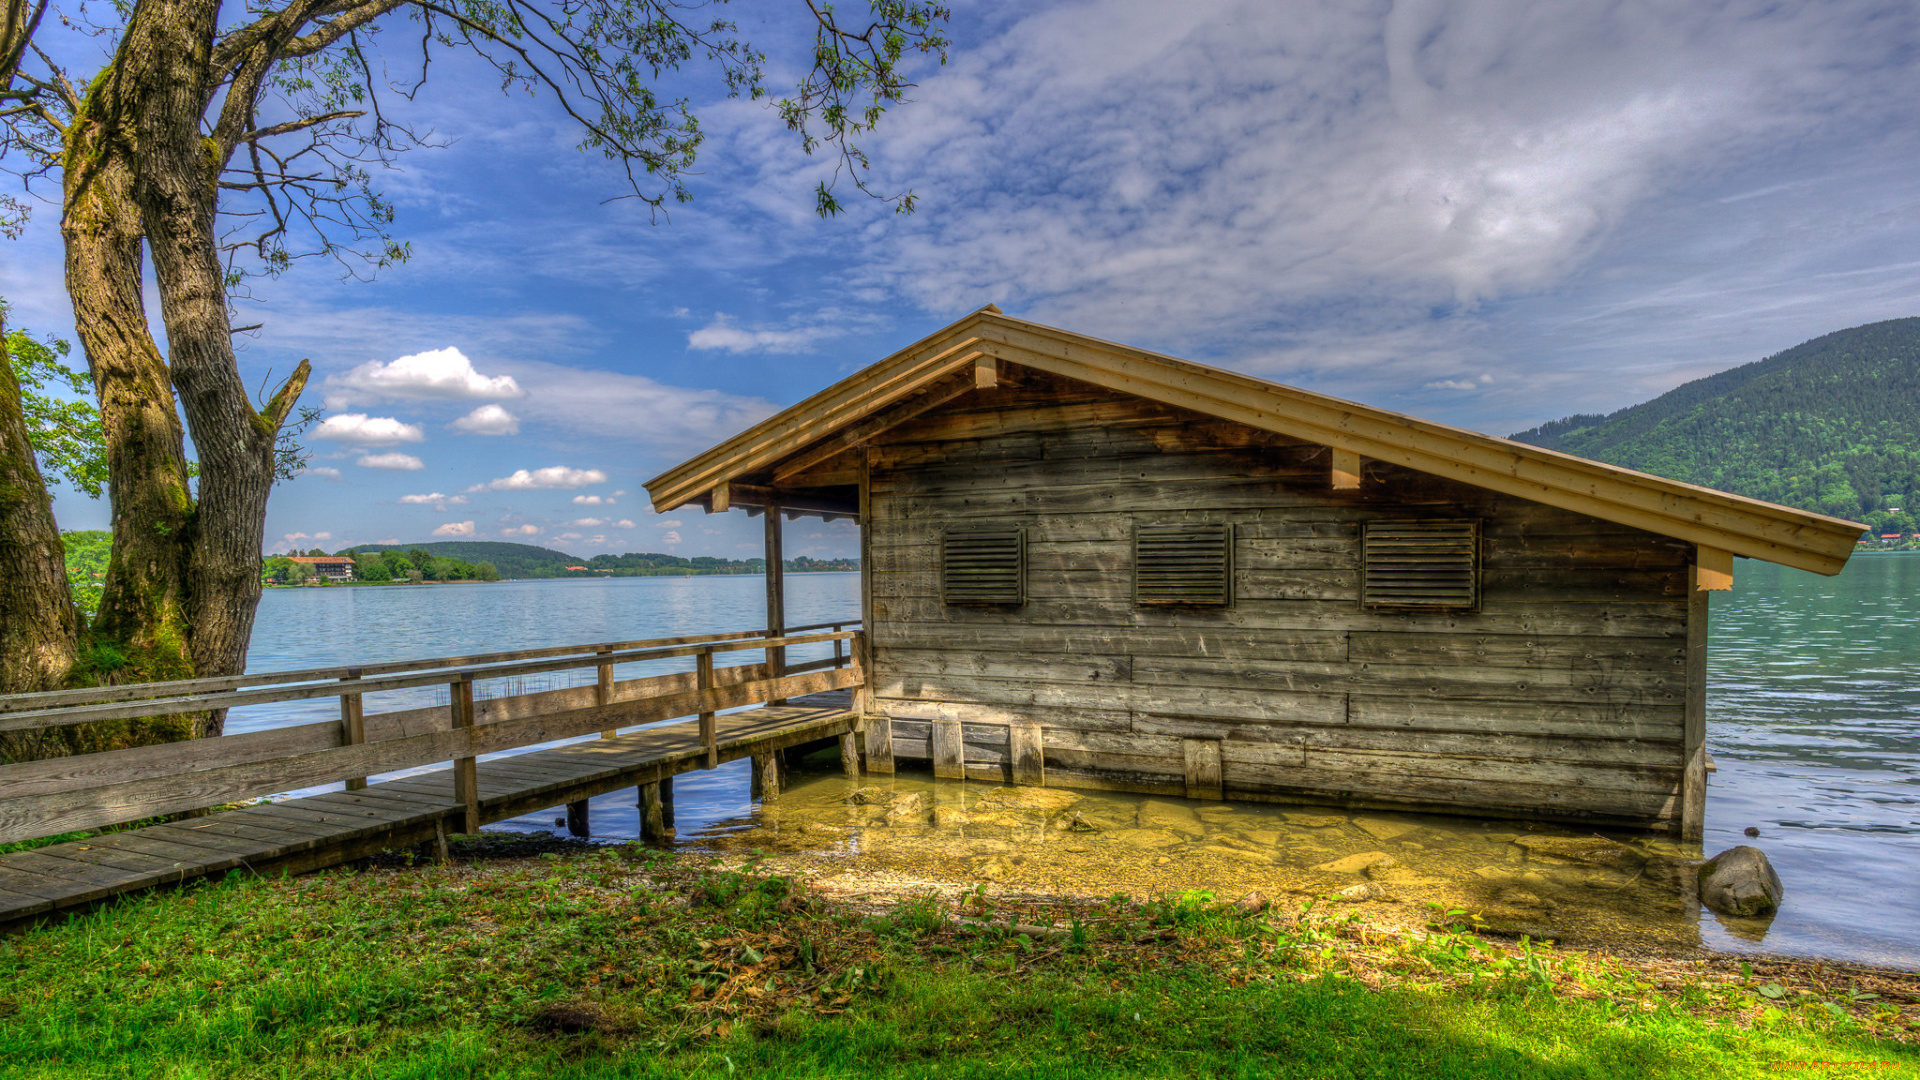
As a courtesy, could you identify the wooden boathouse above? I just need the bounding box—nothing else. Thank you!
[646,307,1864,841]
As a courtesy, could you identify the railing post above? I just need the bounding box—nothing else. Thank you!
[339,666,366,791]
[596,644,617,739]
[832,624,844,669]
[697,646,717,769]
[450,674,479,833]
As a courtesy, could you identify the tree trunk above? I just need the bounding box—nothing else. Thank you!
[0,312,81,761]
[60,88,198,692]
[0,313,80,694]
[119,0,306,725]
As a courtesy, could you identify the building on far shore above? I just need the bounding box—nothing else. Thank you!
[287,555,357,582]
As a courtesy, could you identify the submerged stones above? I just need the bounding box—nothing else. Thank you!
[1312,851,1395,874]
[1698,845,1784,917]
[1280,812,1349,829]
[1134,800,1205,836]
[1513,834,1646,871]
[1352,816,1422,843]
[883,791,929,825]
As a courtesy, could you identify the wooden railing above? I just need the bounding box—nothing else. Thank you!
[0,622,863,846]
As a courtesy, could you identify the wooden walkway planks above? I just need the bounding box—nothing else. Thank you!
[0,694,857,932]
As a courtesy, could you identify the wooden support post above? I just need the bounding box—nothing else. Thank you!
[974,354,998,390]
[1010,722,1045,787]
[696,647,718,769]
[1695,546,1734,591]
[710,481,730,512]
[851,632,875,715]
[450,675,480,833]
[865,715,895,774]
[751,753,780,801]
[596,644,617,738]
[833,628,844,669]
[838,732,861,778]
[660,775,675,830]
[1681,565,1711,843]
[932,718,964,779]
[434,814,451,865]
[1183,738,1223,801]
[1331,448,1362,490]
[339,667,366,791]
[640,782,670,842]
[765,505,786,704]
[566,799,590,837]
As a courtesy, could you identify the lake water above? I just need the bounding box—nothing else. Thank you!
[241,559,1920,968]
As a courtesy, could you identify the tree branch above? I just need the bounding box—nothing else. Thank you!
[238,109,365,144]
[260,358,311,431]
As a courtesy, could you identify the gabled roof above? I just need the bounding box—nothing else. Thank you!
[647,308,1864,576]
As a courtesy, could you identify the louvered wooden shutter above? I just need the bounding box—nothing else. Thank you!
[942,529,1024,605]
[1134,523,1234,605]
[1363,520,1479,609]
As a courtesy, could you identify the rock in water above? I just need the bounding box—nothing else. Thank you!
[884,791,929,825]
[1698,846,1783,917]
[1514,834,1646,870]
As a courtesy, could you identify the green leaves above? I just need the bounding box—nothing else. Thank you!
[5,324,107,500]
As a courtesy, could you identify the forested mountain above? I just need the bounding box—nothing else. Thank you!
[345,541,857,579]
[1510,318,1920,531]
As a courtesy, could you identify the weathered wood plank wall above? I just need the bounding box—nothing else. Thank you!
[863,372,1692,829]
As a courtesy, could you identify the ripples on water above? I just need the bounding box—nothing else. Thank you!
[242,559,1920,967]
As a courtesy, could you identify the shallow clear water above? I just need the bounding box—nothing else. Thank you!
[240,558,1920,967]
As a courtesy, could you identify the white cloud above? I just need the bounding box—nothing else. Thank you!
[432,521,476,537]
[313,532,333,540]
[502,524,541,537]
[281,531,309,544]
[398,492,470,509]
[1424,373,1496,391]
[357,452,426,471]
[657,519,683,528]
[313,413,425,446]
[570,517,607,527]
[572,494,614,506]
[613,519,635,528]
[661,530,682,545]
[328,346,523,405]
[449,403,521,436]
[299,465,344,481]
[467,466,607,492]
[555,532,583,541]
[495,358,775,449]
[687,314,847,354]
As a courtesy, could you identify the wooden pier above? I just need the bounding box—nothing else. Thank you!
[0,625,866,931]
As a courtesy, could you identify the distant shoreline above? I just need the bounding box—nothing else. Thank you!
[263,570,862,589]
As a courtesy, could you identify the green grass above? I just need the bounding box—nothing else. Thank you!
[0,847,1912,1079]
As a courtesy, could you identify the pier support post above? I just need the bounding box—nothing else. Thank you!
[434,814,451,864]
[640,782,671,842]
[839,732,860,779]
[660,775,675,830]
[864,715,894,774]
[752,752,780,802]
[596,644,618,739]
[1010,722,1044,787]
[697,648,718,769]
[1182,738,1223,801]
[932,719,963,780]
[566,799,591,837]
[765,507,787,704]
[339,668,366,791]
[450,675,480,833]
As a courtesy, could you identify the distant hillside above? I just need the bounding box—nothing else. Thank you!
[347,541,856,579]
[1510,317,1920,525]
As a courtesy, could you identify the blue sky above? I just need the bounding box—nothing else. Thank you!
[5,0,1919,562]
